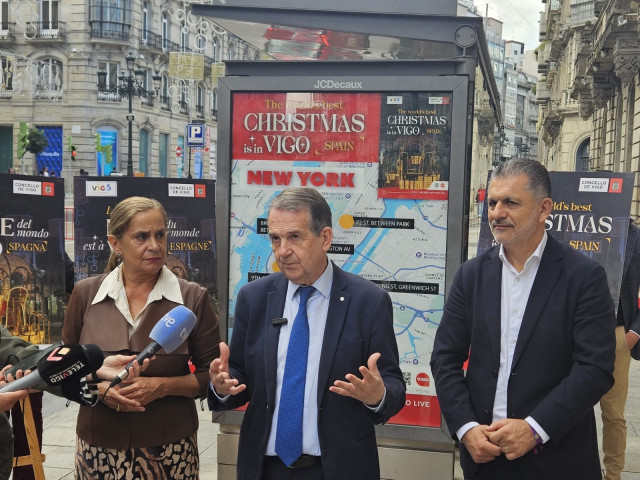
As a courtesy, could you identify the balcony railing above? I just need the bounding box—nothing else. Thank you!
[25,21,66,40]
[90,26,129,42]
[179,100,189,115]
[0,89,13,99]
[97,91,122,102]
[139,30,164,51]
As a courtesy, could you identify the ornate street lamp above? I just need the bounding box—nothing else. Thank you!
[97,53,161,176]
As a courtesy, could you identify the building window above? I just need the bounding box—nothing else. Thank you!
[159,132,168,177]
[211,90,217,119]
[575,138,591,172]
[142,1,148,43]
[41,0,59,30]
[180,24,188,52]
[1,0,9,31]
[213,37,220,61]
[0,55,12,93]
[196,32,205,52]
[196,85,204,117]
[35,58,63,98]
[97,61,119,100]
[161,13,168,51]
[139,128,149,176]
[160,73,169,109]
[89,0,131,41]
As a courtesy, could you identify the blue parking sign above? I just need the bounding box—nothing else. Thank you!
[187,124,205,147]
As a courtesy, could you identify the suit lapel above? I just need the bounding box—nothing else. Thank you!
[265,275,287,407]
[317,265,349,407]
[483,249,503,366]
[623,220,637,279]
[512,237,563,369]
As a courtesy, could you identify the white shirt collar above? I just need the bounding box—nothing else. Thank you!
[92,264,183,306]
[286,259,333,302]
[498,231,548,271]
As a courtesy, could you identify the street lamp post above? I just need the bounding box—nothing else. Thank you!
[519,139,532,160]
[97,53,161,176]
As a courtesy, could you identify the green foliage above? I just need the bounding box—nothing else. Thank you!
[25,128,48,154]
[17,122,28,159]
[95,133,112,163]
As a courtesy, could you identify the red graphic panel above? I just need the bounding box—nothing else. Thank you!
[389,394,441,427]
[232,92,381,163]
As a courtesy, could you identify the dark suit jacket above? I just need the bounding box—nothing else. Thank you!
[430,235,615,480]
[619,221,640,360]
[208,263,405,480]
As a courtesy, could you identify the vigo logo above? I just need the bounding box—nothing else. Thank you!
[416,373,430,387]
[86,181,118,197]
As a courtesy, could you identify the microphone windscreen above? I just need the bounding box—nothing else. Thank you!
[37,344,104,386]
[149,305,196,353]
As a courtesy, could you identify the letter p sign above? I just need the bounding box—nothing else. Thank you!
[187,124,205,147]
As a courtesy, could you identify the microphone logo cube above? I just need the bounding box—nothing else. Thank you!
[47,346,70,361]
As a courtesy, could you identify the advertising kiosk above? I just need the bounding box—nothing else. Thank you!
[191,2,502,479]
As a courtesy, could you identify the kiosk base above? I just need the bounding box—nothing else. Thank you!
[215,423,455,480]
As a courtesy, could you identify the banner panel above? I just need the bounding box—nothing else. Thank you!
[477,171,634,307]
[36,126,63,176]
[229,91,452,427]
[73,176,217,305]
[0,173,66,344]
[378,92,451,200]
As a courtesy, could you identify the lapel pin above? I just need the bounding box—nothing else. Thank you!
[340,296,345,301]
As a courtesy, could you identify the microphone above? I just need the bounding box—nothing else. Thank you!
[3,342,63,380]
[272,318,288,326]
[0,344,104,393]
[109,305,196,387]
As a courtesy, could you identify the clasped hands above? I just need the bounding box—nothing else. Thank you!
[209,342,386,406]
[461,419,538,463]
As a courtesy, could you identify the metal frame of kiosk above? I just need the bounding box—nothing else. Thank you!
[212,60,474,479]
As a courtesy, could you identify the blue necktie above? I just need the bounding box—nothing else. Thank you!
[276,285,315,466]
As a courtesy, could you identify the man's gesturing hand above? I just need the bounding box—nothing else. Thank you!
[329,352,386,406]
[209,342,246,396]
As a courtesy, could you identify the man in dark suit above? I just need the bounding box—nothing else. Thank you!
[430,158,616,480]
[208,187,405,480]
[600,218,640,480]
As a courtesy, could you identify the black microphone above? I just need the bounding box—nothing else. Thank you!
[3,342,63,380]
[272,318,288,326]
[0,344,104,393]
[109,305,197,387]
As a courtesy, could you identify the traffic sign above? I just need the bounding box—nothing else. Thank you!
[187,124,205,147]
[176,146,182,157]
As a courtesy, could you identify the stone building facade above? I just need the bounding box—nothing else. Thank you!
[540,0,640,216]
[0,0,261,181]
[537,0,594,173]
